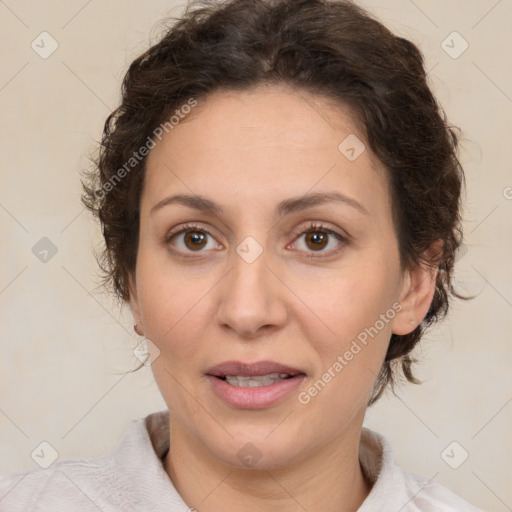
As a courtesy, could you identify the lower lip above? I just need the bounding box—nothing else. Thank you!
[207,375,306,409]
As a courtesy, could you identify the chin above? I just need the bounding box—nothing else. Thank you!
[203,423,306,471]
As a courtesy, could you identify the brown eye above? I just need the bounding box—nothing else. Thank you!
[182,230,208,251]
[166,224,221,254]
[304,231,329,251]
[292,223,347,259]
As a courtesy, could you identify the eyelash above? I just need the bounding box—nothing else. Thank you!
[293,223,348,259]
[165,222,348,260]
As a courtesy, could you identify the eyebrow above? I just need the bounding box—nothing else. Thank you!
[150,191,369,217]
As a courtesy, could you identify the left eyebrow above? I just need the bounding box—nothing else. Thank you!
[276,191,369,216]
[150,191,369,217]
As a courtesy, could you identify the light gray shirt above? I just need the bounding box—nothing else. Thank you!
[0,410,483,511]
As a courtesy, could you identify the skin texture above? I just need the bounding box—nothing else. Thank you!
[128,83,438,512]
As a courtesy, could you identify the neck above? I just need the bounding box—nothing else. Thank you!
[164,420,372,512]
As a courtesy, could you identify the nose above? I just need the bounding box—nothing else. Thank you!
[215,243,288,339]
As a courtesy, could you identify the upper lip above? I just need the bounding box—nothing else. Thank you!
[206,360,305,377]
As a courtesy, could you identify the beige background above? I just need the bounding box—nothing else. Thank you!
[1,0,511,509]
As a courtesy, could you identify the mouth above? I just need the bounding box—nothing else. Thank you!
[206,360,305,383]
[221,373,297,387]
[205,360,306,408]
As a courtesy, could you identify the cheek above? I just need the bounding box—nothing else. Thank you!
[300,258,399,346]
[297,281,395,421]
[136,259,215,415]
[136,250,213,359]
[293,259,400,408]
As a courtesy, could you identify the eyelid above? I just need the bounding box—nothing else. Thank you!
[291,221,350,243]
[164,223,221,250]
[288,222,349,259]
[165,222,214,241]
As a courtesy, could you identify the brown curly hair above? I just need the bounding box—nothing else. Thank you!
[81,0,469,405]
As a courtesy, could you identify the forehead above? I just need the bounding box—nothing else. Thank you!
[143,85,391,219]
[151,84,369,153]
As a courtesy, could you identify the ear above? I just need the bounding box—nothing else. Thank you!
[127,272,142,324]
[391,240,442,335]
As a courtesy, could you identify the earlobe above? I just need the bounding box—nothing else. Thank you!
[391,242,442,335]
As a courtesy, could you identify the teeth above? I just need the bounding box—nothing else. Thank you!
[224,373,293,388]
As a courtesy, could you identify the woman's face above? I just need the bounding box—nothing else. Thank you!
[129,84,434,469]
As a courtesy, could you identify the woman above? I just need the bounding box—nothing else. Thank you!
[0,0,484,510]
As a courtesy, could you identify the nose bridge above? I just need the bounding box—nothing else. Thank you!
[216,235,286,336]
[232,237,269,293]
